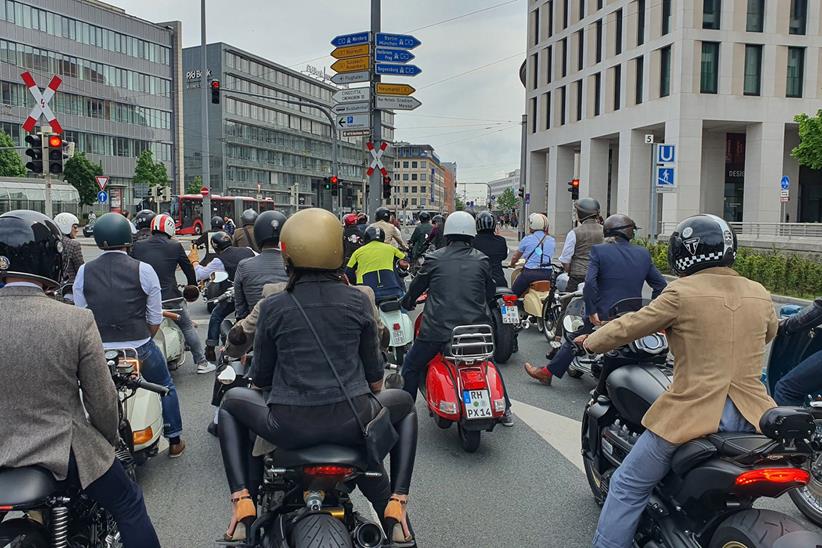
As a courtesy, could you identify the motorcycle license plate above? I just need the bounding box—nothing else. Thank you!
[463,390,493,419]
[501,305,520,325]
[391,328,406,347]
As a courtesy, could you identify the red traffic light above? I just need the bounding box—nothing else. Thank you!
[571,179,580,188]
[211,80,220,90]
[330,176,339,185]
[48,135,62,148]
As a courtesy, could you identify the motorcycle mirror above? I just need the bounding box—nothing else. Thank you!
[212,271,229,283]
[217,367,237,385]
[182,285,200,302]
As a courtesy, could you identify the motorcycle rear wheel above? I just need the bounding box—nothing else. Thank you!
[491,308,514,364]
[0,518,49,548]
[290,513,353,548]
[788,452,822,527]
[708,509,807,548]
[458,424,481,453]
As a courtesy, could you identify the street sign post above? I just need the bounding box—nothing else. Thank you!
[333,88,371,103]
[331,56,370,73]
[375,48,415,63]
[375,64,422,77]
[95,176,109,191]
[658,144,676,164]
[330,71,370,85]
[97,190,108,204]
[375,33,421,49]
[331,32,370,47]
[21,72,63,134]
[375,95,422,111]
[337,114,370,130]
[331,44,370,59]
[331,102,370,115]
[376,83,416,96]
[657,167,676,191]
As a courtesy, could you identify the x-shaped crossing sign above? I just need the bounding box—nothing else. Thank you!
[366,141,389,177]
[21,71,63,134]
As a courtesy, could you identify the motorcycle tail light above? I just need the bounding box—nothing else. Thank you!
[0,505,12,511]
[502,295,518,305]
[133,426,154,446]
[734,468,809,489]
[303,465,355,479]
[460,368,487,391]
[493,399,506,413]
[393,323,401,331]
[439,401,458,415]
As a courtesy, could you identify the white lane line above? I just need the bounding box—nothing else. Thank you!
[510,399,585,473]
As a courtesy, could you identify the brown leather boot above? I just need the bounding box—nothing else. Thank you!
[524,363,553,385]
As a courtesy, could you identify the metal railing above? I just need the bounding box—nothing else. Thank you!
[659,222,822,240]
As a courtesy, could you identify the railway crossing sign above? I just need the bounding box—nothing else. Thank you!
[20,71,63,133]
[366,141,389,177]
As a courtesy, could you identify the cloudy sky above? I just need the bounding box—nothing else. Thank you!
[115,0,526,201]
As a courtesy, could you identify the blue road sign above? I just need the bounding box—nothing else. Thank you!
[97,190,108,203]
[376,33,421,49]
[658,144,676,164]
[330,32,369,48]
[375,63,422,77]
[657,168,675,188]
[525,192,531,205]
[781,176,790,190]
[375,48,415,64]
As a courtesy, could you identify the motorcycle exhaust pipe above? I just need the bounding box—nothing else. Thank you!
[353,522,383,548]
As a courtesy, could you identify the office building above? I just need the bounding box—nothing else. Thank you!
[524,0,822,236]
[391,142,447,217]
[487,169,521,203]
[0,0,183,210]
[442,161,457,212]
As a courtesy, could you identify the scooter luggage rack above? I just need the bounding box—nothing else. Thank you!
[446,325,495,363]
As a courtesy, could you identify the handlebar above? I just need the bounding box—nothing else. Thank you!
[136,377,169,396]
[207,288,234,304]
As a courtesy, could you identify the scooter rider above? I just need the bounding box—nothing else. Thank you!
[343,213,364,262]
[508,213,556,297]
[525,214,666,385]
[400,211,514,426]
[426,214,446,250]
[73,213,186,458]
[0,210,160,548]
[133,209,156,244]
[558,198,604,291]
[193,215,225,264]
[131,213,215,374]
[217,208,419,544]
[346,225,408,302]
[472,211,509,288]
[773,297,822,405]
[53,212,84,291]
[232,208,259,252]
[574,214,778,548]
[373,206,407,250]
[234,210,288,320]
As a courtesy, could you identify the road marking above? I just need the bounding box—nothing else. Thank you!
[510,399,585,473]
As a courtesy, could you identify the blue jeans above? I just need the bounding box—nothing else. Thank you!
[593,399,753,548]
[137,340,183,439]
[774,350,822,406]
[548,321,594,378]
[175,301,206,364]
[207,299,235,347]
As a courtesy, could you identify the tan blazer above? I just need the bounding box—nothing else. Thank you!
[585,267,778,444]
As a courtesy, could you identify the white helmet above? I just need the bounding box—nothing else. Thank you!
[529,213,549,232]
[54,212,79,236]
[151,213,176,238]
[443,211,477,237]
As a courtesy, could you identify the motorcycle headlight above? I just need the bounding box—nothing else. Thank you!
[563,315,584,333]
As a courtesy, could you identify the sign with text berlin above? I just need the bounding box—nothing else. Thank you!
[375,64,422,77]
[375,33,421,50]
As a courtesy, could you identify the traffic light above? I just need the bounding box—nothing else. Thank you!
[568,179,580,201]
[25,134,43,174]
[48,134,64,174]
[323,175,339,190]
[210,80,221,104]
[160,186,171,202]
[382,175,392,199]
[517,187,524,199]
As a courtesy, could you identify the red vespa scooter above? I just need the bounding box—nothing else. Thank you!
[414,297,507,452]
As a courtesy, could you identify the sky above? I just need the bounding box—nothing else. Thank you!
[113,0,526,202]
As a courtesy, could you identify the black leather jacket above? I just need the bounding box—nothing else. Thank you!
[783,297,822,335]
[402,241,495,343]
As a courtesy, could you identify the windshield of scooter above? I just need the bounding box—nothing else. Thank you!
[562,295,587,335]
[607,298,652,320]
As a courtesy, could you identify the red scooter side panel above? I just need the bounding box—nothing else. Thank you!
[425,355,460,419]
[483,361,506,418]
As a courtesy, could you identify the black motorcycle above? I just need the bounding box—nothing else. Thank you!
[490,286,519,364]
[0,349,168,547]
[581,298,822,547]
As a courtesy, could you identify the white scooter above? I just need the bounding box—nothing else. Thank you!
[377,297,414,367]
[154,285,200,371]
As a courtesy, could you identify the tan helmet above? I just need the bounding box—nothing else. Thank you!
[280,208,344,270]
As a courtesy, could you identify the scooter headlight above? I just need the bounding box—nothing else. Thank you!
[563,315,584,334]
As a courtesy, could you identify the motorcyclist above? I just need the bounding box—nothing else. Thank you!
[773,297,822,405]
[400,211,514,426]
[133,209,156,244]
[232,208,259,251]
[507,213,555,297]
[408,211,433,260]
[131,213,215,374]
[233,210,288,320]
[472,211,509,288]
[223,216,236,237]
[217,208,418,544]
[525,214,667,385]
[193,215,225,264]
[426,214,446,250]
[73,213,186,458]
[372,206,407,250]
[574,214,778,548]
[558,198,604,291]
[346,225,408,302]
[54,212,84,292]
[0,210,160,547]
[190,231,255,361]
[343,213,364,262]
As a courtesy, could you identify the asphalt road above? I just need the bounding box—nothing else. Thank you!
[77,243,816,548]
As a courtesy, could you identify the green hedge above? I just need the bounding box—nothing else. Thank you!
[637,240,822,300]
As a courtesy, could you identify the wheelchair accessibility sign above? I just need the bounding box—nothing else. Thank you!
[657,167,676,192]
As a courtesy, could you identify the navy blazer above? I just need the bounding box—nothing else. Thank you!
[583,240,667,319]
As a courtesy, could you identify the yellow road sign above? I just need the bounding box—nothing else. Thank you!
[376,83,416,96]
[331,44,370,60]
[331,56,370,73]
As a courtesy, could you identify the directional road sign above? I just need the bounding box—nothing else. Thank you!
[95,176,109,191]
[376,33,421,50]
[375,95,422,111]
[375,48,415,64]
[97,190,108,203]
[781,176,790,190]
[21,72,63,133]
[331,44,370,59]
[331,56,370,73]
[331,102,369,115]
[342,129,371,138]
[331,32,369,48]
[333,88,371,103]
[331,71,369,85]
[657,167,676,191]
[375,64,422,77]
[337,114,370,130]
[376,83,416,96]
[657,144,675,164]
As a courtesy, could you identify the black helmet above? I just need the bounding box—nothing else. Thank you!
[603,214,638,241]
[134,209,156,230]
[94,212,133,249]
[241,208,258,227]
[668,214,737,277]
[0,210,63,288]
[432,214,444,226]
[575,198,601,222]
[375,207,391,222]
[364,225,386,244]
[254,210,287,248]
[418,211,431,222]
[211,231,232,252]
[211,215,224,231]
[475,211,496,233]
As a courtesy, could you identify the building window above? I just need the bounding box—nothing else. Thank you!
[703,0,721,30]
[746,0,764,32]
[403,186,409,193]
[560,86,567,125]
[546,45,553,84]
[597,0,603,8]
[789,0,807,35]
[595,20,602,63]
[561,38,568,77]
[576,80,583,121]
[531,52,539,89]
[411,185,417,192]
[403,174,409,181]
[660,45,671,97]
[613,65,621,110]
[577,31,584,71]
[700,42,719,94]
[615,9,623,55]
[411,175,417,181]
[579,0,585,20]
[662,0,672,34]
[411,161,418,168]
[743,45,762,96]
[402,161,409,168]
[548,0,554,37]
[594,72,602,115]
[635,56,644,104]
[530,97,538,132]
[637,0,646,46]
[786,47,805,98]
[532,6,540,45]
[545,91,551,129]
[563,0,569,28]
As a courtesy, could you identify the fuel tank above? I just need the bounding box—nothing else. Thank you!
[605,364,670,427]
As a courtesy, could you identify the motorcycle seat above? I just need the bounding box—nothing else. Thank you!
[272,444,367,470]
[0,467,57,508]
[707,432,771,457]
[378,299,402,313]
[529,281,551,292]
[670,439,717,476]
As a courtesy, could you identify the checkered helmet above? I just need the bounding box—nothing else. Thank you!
[668,214,737,276]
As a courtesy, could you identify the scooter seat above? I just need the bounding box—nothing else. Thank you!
[529,281,551,292]
[379,299,402,313]
[272,444,367,470]
[0,467,57,508]
[670,438,717,476]
[707,432,771,457]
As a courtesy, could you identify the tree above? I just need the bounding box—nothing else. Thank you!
[64,152,103,206]
[133,150,170,191]
[0,130,26,177]
[496,187,521,213]
[455,196,465,211]
[186,176,203,195]
[792,110,822,170]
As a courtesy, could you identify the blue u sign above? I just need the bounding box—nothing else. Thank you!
[657,144,676,164]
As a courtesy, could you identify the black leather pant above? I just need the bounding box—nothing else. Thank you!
[218,387,418,499]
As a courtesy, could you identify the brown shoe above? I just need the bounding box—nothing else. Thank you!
[524,363,553,386]
[169,440,186,458]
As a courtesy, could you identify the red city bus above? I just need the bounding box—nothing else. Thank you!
[169,194,277,235]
